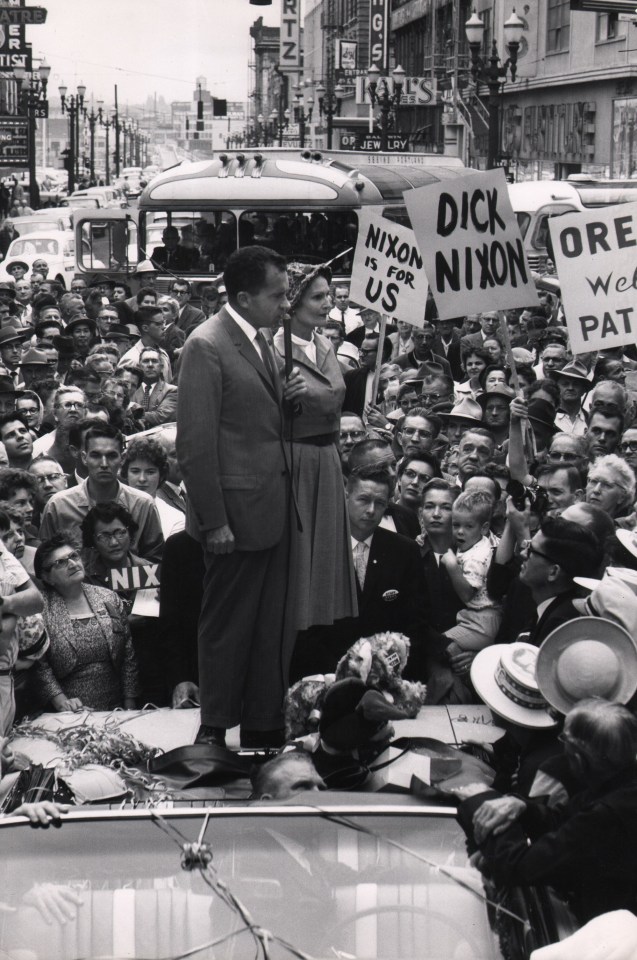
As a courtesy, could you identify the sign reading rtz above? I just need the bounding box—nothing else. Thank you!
[548,200,637,354]
[404,169,538,319]
[109,564,160,593]
[350,209,428,326]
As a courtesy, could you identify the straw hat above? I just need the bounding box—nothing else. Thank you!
[287,262,332,313]
[536,616,637,716]
[440,396,483,424]
[571,578,637,635]
[470,642,557,729]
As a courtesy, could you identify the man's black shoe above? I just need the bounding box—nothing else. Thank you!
[240,728,285,749]
[195,725,226,747]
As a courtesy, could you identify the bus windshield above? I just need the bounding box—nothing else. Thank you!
[141,208,358,274]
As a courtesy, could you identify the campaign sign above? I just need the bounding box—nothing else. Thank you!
[349,208,428,326]
[404,169,538,320]
[548,201,637,354]
[109,564,160,593]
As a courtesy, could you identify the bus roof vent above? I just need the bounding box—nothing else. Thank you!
[312,152,323,162]
[252,154,264,177]
[218,154,229,178]
[300,150,312,161]
[235,154,246,178]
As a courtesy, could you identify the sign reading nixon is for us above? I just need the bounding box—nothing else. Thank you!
[548,200,637,355]
[404,169,538,320]
[349,209,429,326]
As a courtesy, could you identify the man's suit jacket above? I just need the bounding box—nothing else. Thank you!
[528,592,580,647]
[177,302,206,335]
[433,330,463,381]
[386,501,420,539]
[157,529,204,687]
[460,331,502,353]
[420,536,464,633]
[176,306,288,550]
[157,482,186,514]
[291,526,427,681]
[343,366,371,416]
[133,380,178,428]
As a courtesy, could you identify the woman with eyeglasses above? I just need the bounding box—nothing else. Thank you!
[80,502,148,593]
[32,533,138,712]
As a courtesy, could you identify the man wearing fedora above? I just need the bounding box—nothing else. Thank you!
[0,325,28,389]
[65,317,96,363]
[552,360,591,437]
[18,347,49,392]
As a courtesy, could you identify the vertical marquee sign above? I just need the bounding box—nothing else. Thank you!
[279,0,301,74]
[369,0,389,71]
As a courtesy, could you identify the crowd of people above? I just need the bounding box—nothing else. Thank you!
[0,233,634,934]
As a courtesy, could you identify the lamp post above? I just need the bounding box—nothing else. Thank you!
[293,81,313,149]
[315,79,345,149]
[13,59,50,209]
[366,64,406,153]
[465,8,524,169]
[86,104,99,184]
[59,83,85,195]
[97,101,111,185]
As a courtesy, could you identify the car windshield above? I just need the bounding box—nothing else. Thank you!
[10,237,60,256]
[0,808,505,960]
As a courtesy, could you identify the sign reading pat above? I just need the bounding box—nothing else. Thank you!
[548,200,637,354]
[404,169,538,319]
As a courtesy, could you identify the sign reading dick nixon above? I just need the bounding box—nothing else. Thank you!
[404,169,538,320]
[548,200,637,355]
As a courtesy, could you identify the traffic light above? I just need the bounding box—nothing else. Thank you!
[196,98,204,133]
[213,98,227,117]
[60,148,72,172]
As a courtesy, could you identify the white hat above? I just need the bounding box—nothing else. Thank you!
[536,616,637,716]
[470,642,557,729]
[572,578,637,634]
[616,528,637,561]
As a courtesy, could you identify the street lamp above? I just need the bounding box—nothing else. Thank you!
[293,81,313,148]
[366,64,406,152]
[86,103,100,184]
[14,59,50,208]
[316,79,345,149]
[59,82,85,194]
[96,100,112,185]
[465,8,524,169]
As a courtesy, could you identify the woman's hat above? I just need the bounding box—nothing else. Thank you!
[440,396,483,424]
[286,262,332,313]
[470,642,557,729]
[527,398,558,433]
[65,316,97,336]
[552,359,591,387]
[536,616,637,716]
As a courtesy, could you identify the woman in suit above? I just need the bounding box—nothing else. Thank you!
[274,263,357,642]
[33,533,138,712]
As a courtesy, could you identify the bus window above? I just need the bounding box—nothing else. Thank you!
[238,210,357,270]
[141,211,237,274]
[382,207,412,228]
[78,219,138,273]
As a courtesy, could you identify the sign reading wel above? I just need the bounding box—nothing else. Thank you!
[349,209,428,325]
[548,200,637,354]
[404,169,538,320]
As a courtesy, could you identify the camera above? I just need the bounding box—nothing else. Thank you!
[507,479,550,517]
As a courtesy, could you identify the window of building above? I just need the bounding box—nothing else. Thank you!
[596,11,618,40]
[547,0,570,52]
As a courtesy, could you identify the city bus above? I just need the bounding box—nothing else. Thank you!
[73,148,473,292]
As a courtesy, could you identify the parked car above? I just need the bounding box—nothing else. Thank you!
[2,214,71,240]
[0,795,578,959]
[0,231,105,288]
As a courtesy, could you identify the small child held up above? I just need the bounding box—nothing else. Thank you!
[441,490,502,661]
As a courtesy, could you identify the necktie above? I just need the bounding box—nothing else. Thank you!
[341,309,346,327]
[255,329,279,392]
[141,384,152,411]
[353,541,368,588]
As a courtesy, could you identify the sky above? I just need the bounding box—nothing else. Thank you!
[30,0,282,111]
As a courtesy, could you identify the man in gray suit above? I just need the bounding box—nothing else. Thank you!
[176,246,305,749]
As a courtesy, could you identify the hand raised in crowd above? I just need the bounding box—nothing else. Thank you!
[509,396,529,422]
[505,495,532,544]
[365,403,391,430]
[472,795,527,843]
[206,524,235,555]
[172,681,200,709]
[283,366,309,402]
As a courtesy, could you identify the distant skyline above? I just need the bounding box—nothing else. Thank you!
[31,0,282,111]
